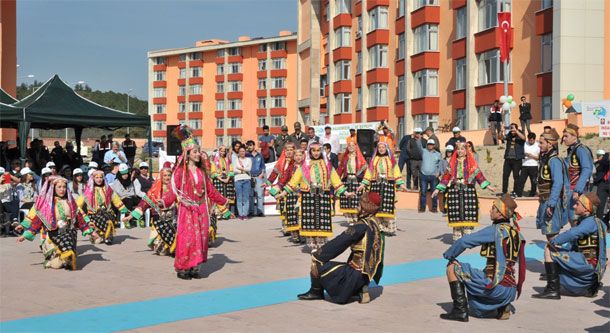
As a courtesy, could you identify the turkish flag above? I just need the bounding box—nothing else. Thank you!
[497,12,511,62]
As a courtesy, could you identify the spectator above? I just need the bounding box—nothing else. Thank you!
[246,140,266,217]
[320,126,339,154]
[290,122,306,145]
[122,134,137,166]
[259,140,275,163]
[543,126,552,135]
[50,141,66,169]
[519,96,532,134]
[407,128,425,190]
[593,150,609,219]
[107,134,115,148]
[445,127,466,147]
[98,135,109,161]
[378,125,395,152]
[420,139,442,213]
[466,141,479,164]
[70,168,85,200]
[37,167,52,189]
[306,126,320,145]
[0,141,9,170]
[16,167,37,210]
[65,142,83,170]
[88,161,98,172]
[502,123,526,196]
[105,162,119,185]
[134,162,153,199]
[299,138,309,153]
[230,141,242,165]
[110,163,140,228]
[398,132,412,189]
[26,139,49,174]
[104,142,128,165]
[438,145,454,216]
[488,100,503,145]
[424,126,440,151]
[346,128,357,146]
[259,125,276,148]
[323,143,338,169]
[233,146,252,220]
[0,168,19,225]
[274,125,291,157]
[59,165,72,181]
[92,139,102,165]
[516,132,540,197]
[23,159,40,186]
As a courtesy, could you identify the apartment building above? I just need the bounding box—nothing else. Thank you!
[147,32,297,149]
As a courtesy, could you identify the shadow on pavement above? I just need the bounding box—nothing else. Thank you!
[112,234,139,245]
[77,253,109,270]
[211,236,238,248]
[585,321,609,332]
[525,257,544,275]
[436,301,453,313]
[429,233,453,245]
[77,244,105,255]
[200,253,242,278]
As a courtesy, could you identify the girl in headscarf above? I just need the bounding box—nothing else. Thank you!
[358,141,406,235]
[337,141,367,224]
[77,170,130,245]
[16,176,98,270]
[201,151,220,247]
[16,167,37,210]
[433,142,496,241]
[210,145,236,219]
[268,142,300,241]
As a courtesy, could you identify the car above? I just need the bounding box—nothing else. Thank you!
[142,141,164,157]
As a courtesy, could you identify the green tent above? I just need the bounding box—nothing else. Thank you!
[0,87,18,104]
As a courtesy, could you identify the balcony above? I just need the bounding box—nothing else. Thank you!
[188,77,203,85]
[270,108,288,116]
[270,69,288,77]
[474,27,514,54]
[188,60,203,67]
[188,95,203,102]
[452,38,466,59]
[215,111,224,118]
[270,50,287,58]
[450,0,466,9]
[452,90,466,109]
[334,113,353,124]
[256,109,267,116]
[333,47,352,61]
[333,80,352,94]
[256,90,267,97]
[152,97,166,104]
[333,13,352,29]
[396,16,405,34]
[215,93,224,100]
[366,29,389,48]
[366,68,390,85]
[215,56,225,64]
[536,72,552,97]
[227,55,243,63]
[227,73,243,81]
[215,75,224,82]
[227,91,243,99]
[227,110,243,118]
[366,106,389,121]
[152,64,166,71]
[152,114,166,121]
[410,51,440,72]
[215,129,224,136]
[152,81,166,88]
[411,97,440,115]
[395,101,405,117]
[475,83,513,106]
[411,5,440,29]
[270,88,288,97]
[535,7,553,35]
[367,0,389,11]
[227,128,243,135]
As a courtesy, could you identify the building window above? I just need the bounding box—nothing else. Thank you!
[258,78,267,90]
[478,49,509,85]
[397,75,405,102]
[154,104,165,114]
[179,54,187,62]
[216,136,224,147]
[357,16,363,37]
[271,96,286,108]
[228,81,241,92]
[335,93,351,113]
[258,59,267,71]
[398,0,405,18]
[477,105,491,129]
[228,99,241,110]
[229,117,242,127]
[397,117,405,139]
[357,88,362,110]
[368,44,388,69]
[397,33,405,60]
[456,109,467,130]
[335,60,351,81]
[190,67,201,77]
[478,0,498,32]
[217,49,225,57]
[216,100,224,111]
[189,120,201,129]
[368,6,388,32]
[271,116,285,127]
[153,57,165,65]
[259,44,268,52]
[258,98,267,109]
[272,58,286,70]
[154,71,165,81]
[335,0,351,14]
[179,102,186,113]
[270,42,286,51]
[541,0,553,10]
[190,52,201,60]
[190,102,201,112]
[228,62,242,74]
[228,135,242,144]
[153,88,166,98]
[413,114,439,131]
[217,82,224,93]
[542,96,552,120]
[414,69,438,98]
[258,117,267,127]
[320,75,328,97]
[227,47,241,56]
[179,68,186,79]
[153,121,164,131]
[456,7,467,39]
[455,58,466,90]
[368,83,388,106]
[414,24,438,53]
[216,119,224,128]
[190,84,202,95]
[356,52,362,74]
[334,27,351,49]
[272,77,286,89]
[325,4,330,21]
[178,86,186,96]
[413,0,439,10]
[541,33,552,73]
[217,65,225,75]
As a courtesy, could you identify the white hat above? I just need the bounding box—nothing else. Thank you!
[41,167,52,175]
[452,127,461,133]
[596,149,606,155]
[446,145,455,151]
[427,139,436,145]
[88,161,98,169]
[20,167,33,175]
[0,167,5,173]
[46,161,56,168]
[139,161,149,168]
[414,127,423,133]
[118,163,130,174]
[88,169,94,177]
[73,168,83,176]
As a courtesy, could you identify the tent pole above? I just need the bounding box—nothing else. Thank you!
[75,127,83,157]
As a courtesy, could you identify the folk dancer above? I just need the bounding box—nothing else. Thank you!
[210,145,236,219]
[337,141,367,224]
[267,142,301,241]
[562,124,594,224]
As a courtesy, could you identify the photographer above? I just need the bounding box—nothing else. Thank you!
[502,123,526,196]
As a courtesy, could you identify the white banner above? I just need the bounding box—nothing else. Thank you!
[580,100,610,127]
[158,149,176,170]
[312,122,380,145]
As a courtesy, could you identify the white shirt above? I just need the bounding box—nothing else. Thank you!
[523,141,540,167]
[320,133,340,154]
[233,157,252,181]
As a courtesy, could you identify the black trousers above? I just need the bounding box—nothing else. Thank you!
[515,165,538,196]
[502,159,522,194]
[596,181,609,219]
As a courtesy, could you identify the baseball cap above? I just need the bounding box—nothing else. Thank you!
[414,127,423,133]
[0,167,5,173]
[597,149,606,156]
[281,125,288,131]
[446,145,455,151]
[41,167,52,175]
[46,161,56,168]
[73,168,83,176]
[427,139,435,145]
[452,127,461,133]
[139,161,149,169]
[119,163,130,175]
[20,167,33,175]
[88,161,98,169]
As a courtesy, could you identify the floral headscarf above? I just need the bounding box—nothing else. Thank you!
[83,170,113,208]
[35,176,77,229]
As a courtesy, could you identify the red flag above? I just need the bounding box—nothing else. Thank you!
[497,12,511,62]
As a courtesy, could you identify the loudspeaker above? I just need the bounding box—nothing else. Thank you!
[357,129,376,159]
[166,125,182,156]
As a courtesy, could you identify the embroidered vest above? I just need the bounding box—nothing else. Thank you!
[480,225,521,286]
[567,143,592,190]
[538,153,561,201]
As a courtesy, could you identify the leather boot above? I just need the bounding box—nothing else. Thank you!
[358,284,370,304]
[297,276,324,300]
[440,281,469,322]
[496,304,511,320]
[177,270,192,280]
[532,262,561,299]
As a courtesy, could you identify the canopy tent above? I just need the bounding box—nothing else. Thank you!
[0,74,151,162]
[0,87,18,104]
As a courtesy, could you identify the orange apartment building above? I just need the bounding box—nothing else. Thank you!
[296,0,610,140]
[147,32,298,149]
[0,0,17,141]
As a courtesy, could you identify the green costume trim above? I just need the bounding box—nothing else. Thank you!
[23,230,35,241]
[480,180,490,189]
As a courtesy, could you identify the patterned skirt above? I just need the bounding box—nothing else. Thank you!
[300,190,333,237]
[445,184,479,227]
[284,192,300,232]
[152,210,177,253]
[91,209,116,240]
[370,180,396,218]
[212,177,236,203]
[209,212,218,246]
[45,227,78,270]
[339,176,361,214]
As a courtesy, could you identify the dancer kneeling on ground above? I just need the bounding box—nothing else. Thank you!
[16,176,99,270]
[297,191,384,304]
[440,194,526,321]
[532,192,606,299]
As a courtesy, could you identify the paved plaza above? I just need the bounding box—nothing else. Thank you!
[0,209,608,332]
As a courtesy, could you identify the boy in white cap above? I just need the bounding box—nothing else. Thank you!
[134,161,154,199]
[445,127,467,148]
[420,139,442,212]
[406,128,425,191]
[46,161,57,175]
[88,161,98,171]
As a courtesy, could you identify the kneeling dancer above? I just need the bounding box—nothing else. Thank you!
[297,192,384,304]
[440,194,525,321]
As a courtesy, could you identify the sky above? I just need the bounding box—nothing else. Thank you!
[17,0,297,99]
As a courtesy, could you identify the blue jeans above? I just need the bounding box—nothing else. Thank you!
[235,179,252,218]
[249,176,265,216]
[419,173,438,211]
[398,154,411,188]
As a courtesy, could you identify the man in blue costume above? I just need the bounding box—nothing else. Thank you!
[562,124,593,224]
[533,192,607,299]
[440,194,526,321]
